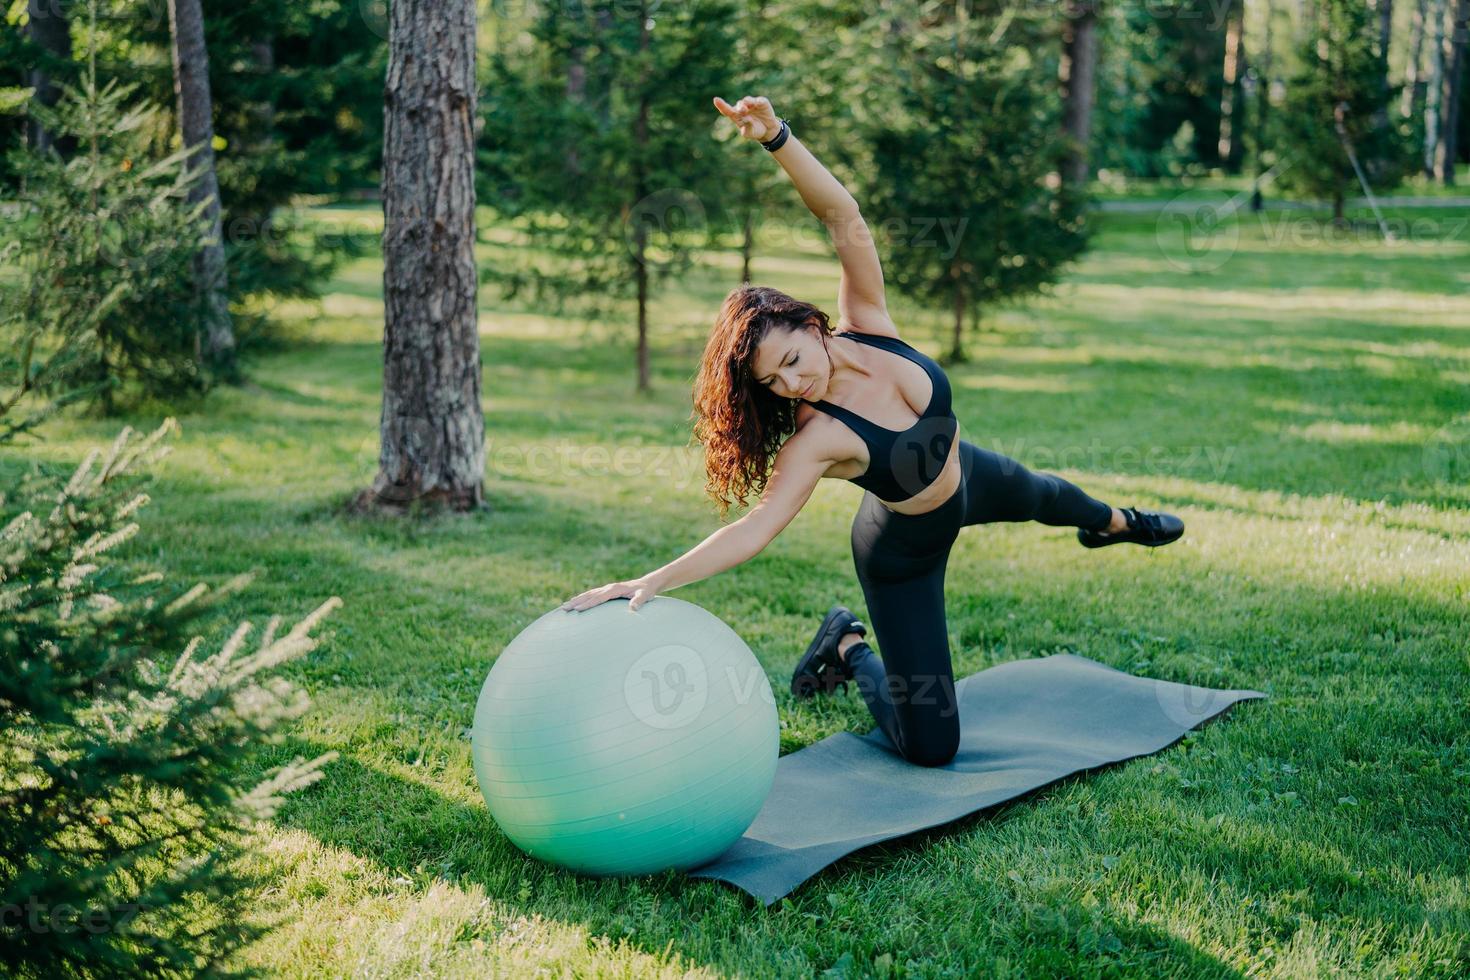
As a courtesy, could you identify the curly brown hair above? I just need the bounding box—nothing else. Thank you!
[688,284,835,521]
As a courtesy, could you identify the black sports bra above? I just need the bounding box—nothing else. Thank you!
[804,331,958,503]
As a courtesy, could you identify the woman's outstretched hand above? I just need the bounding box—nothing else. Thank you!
[559,576,661,613]
[713,95,781,143]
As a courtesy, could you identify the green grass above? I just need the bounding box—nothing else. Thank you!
[4,195,1468,977]
[1087,163,1470,202]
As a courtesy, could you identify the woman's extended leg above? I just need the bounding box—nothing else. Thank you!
[957,440,1114,531]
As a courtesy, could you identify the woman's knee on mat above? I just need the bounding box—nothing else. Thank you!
[891,683,961,766]
[897,716,960,767]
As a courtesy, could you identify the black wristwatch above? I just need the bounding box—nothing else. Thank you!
[761,118,791,152]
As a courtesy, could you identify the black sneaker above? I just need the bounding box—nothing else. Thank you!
[1078,506,1185,549]
[790,604,866,699]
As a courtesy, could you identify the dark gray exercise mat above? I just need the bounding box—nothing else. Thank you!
[686,653,1266,906]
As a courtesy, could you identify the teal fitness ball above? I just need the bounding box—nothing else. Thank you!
[471,595,779,876]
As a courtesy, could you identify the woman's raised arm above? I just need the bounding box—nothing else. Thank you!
[712,95,858,224]
[712,95,890,326]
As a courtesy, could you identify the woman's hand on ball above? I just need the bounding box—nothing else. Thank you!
[559,576,661,613]
[712,95,780,142]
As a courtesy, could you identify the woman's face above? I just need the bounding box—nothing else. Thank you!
[750,324,827,402]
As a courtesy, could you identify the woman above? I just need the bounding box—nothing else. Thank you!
[560,95,1183,768]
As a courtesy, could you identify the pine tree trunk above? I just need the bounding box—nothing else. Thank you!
[1372,0,1393,135]
[1436,0,1469,183]
[1426,0,1449,175]
[948,269,967,364]
[634,0,651,393]
[635,206,649,392]
[1059,0,1099,185]
[167,0,236,371]
[25,0,73,155]
[242,37,275,231]
[1403,0,1429,119]
[566,36,585,176]
[1219,0,1244,169]
[1252,0,1276,211]
[361,0,484,512]
[251,38,274,131]
[741,205,753,284]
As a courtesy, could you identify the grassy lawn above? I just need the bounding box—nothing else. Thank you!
[3,196,1468,977]
[1088,164,1470,202]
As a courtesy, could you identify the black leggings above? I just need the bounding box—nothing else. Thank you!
[845,439,1114,767]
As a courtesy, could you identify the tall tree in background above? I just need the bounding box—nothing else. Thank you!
[166,0,235,372]
[3,0,224,418]
[1218,0,1246,171]
[702,0,891,293]
[1,63,212,415]
[356,0,483,512]
[1060,0,1101,184]
[857,0,1089,362]
[1088,0,1232,177]
[1272,0,1412,221]
[24,0,74,155]
[479,0,742,393]
[93,0,387,313]
[1434,0,1469,182]
[721,0,831,284]
[1424,0,1450,173]
[1402,0,1429,120]
[1245,0,1279,209]
[775,0,898,261]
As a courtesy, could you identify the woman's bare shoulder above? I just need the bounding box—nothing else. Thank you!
[794,401,857,451]
[793,401,844,445]
[791,403,864,479]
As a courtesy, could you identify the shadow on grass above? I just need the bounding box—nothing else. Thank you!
[273,742,1249,976]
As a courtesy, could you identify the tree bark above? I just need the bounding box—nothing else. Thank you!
[741,204,753,285]
[1251,0,1276,211]
[1403,0,1429,119]
[361,0,484,512]
[1059,0,1100,185]
[1219,0,1245,169]
[1436,0,1469,183]
[948,259,967,364]
[1372,0,1393,135]
[634,0,651,393]
[250,38,275,139]
[25,0,73,156]
[1426,0,1449,175]
[166,0,236,370]
[565,28,585,177]
[239,37,275,233]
